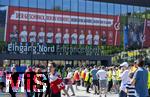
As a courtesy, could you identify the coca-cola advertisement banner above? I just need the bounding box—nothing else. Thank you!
[4,6,121,46]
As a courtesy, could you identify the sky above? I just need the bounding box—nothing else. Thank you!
[0,0,148,15]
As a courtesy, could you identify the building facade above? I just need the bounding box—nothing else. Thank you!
[0,0,150,66]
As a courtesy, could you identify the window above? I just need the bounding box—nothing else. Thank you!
[108,3,114,15]
[86,1,93,14]
[71,0,78,12]
[101,2,107,15]
[54,0,63,11]
[79,0,86,13]
[63,0,70,11]
[29,0,37,8]
[115,4,121,15]
[93,2,100,14]
[46,0,54,10]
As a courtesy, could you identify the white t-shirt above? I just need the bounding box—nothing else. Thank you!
[71,33,78,44]
[112,70,116,80]
[79,34,85,44]
[49,72,59,83]
[63,33,69,44]
[20,31,28,42]
[84,69,88,73]
[55,33,62,44]
[47,32,54,43]
[38,32,45,43]
[67,72,73,78]
[86,34,92,45]
[94,35,99,45]
[29,31,36,42]
[120,70,130,91]
[96,69,107,80]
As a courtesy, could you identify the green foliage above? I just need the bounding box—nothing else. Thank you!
[0,41,6,52]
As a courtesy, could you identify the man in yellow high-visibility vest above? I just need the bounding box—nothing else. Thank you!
[85,68,92,93]
[107,68,113,92]
[116,67,121,92]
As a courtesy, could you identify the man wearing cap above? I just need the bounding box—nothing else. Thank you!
[119,62,130,97]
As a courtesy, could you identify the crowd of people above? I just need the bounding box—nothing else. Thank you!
[64,58,150,97]
[0,58,150,97]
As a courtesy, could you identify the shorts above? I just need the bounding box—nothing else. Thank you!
[92,80,98,86]
[76,80,81,86]
[99,80,107,88]
[119,90,127,97]
[0,82,5,87]
[64,78,72,85]
[113,80,117,85]
[116,80,121,86]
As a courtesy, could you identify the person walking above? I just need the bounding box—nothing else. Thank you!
[73,69,80,90]
[49,62,70,97]
[8,67,19,97]
[80,67,86,87]
[34,68,44,97]
[116,67,121,93]
[66,68,75,96]
[91,66,98,94]
[44,66,51,97]
[24,67,36,97]
[85,68,92,93]
[107,68,113,92]
[119,62,130,97]
[131,58,149,97]
[125,64,136,97]
[112,67,117,93]
[96,66,107,97]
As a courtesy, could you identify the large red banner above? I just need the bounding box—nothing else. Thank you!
[5,6,121,46]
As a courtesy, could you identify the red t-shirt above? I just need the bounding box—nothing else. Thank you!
[50,74,65,94]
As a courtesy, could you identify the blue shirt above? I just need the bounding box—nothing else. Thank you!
[16,66,27,73]
[91,68,98,80]
[133,67,149,97]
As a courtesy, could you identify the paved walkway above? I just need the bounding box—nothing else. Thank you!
[62,86,119,97]
[0,86,119,97]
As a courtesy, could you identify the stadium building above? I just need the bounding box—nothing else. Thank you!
[0,0,150,67]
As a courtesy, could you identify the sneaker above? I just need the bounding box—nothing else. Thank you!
[71,94,75,96]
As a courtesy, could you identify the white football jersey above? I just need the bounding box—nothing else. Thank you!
[79,34,85,44]
[55,33,62,44]
[20,31,28,42]
[38,32,45,43]
[94,35,99,45]
[71,33,78,44]
[29,31,36,42]
[47,32,54,43]
[86,34,93,45]
[63,33,70,44]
